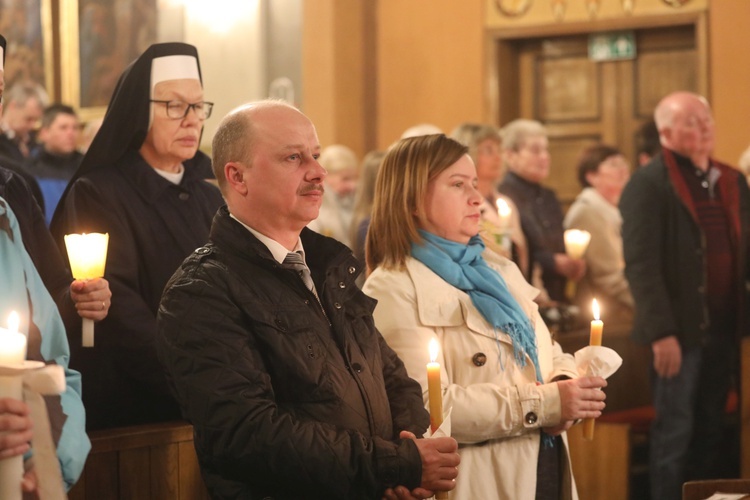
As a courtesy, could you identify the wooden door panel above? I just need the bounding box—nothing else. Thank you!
[538,57,601,122]
[635,49,697,117]
[512,25,697,205]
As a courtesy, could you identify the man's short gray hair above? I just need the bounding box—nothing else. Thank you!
[5,81,49,108]
[500,119,547,151]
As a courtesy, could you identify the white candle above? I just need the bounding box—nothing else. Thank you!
[64,233,109,347]
[0,312,26,500]
[0,312,26,367]
[496,198,512,231]
[563,229,591,259]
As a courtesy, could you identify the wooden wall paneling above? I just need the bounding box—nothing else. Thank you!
[83,450,119,498]
[538,56,600,122]
[635,50,697,117]
[119,446,151,498]
[179,440,211,500]
[150,442,180,498]
[567,422,631,500]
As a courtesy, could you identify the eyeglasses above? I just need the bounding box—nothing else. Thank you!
[150,100,214,120]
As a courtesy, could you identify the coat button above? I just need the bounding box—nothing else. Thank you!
[525,412,538,425]
[351,363,362,373]
[275,319,286,331]
[348,266,356,274]
[179,192,190,201]
[472,352,487,367]
[334,302,342,309]
[338,281,346,289]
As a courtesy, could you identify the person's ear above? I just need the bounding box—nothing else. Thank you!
[225,162,248,195]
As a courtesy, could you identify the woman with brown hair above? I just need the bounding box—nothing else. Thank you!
[363,134,606,500]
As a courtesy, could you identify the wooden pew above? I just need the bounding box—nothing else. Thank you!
[743,336,750,478]
[68,421,210,500]
[556,321,651,500]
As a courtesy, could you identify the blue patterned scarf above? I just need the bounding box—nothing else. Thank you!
[411,230,543,382]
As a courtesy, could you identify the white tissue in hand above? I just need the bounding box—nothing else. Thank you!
[574,346,623,379]
[424,407,452,438]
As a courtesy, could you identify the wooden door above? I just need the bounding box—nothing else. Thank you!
[508,25,697,205]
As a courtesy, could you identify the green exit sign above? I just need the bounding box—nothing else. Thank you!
[588,31,636,61]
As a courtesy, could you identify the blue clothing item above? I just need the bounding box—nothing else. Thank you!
[0,196,90,490]
[410,230,542,382]
[37,178,68,225]
[25,148,83,226]
[649,334,734,500]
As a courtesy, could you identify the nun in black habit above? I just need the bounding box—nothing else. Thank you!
[51,42,224,430]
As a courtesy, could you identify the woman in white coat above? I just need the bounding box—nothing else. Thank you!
[363,134,607,500]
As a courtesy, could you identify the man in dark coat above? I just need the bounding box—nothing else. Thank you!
[51,42,223,430]
[620,91,750,500]
[157,101,460,500]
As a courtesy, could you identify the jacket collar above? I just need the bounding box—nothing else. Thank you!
[210,206,364,282]
[663,148,742,246]
[116,148,212,205]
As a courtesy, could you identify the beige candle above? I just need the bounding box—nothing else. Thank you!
[427,339,443,433]
[583,299,603,441]
[426,338,449,499]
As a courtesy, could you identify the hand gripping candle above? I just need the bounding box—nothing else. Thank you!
[64,233,109,347]
[583,299,603,441]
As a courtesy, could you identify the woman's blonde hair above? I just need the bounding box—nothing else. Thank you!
[366,134,468,271]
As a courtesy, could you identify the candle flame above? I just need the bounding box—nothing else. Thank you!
[8,311,19,332]
[564,229,591,258]
[496,198,511,218]
[429,338,439,363]
[592,299,600,321]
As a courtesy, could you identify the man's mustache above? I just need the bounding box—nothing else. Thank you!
[299,184,324,195]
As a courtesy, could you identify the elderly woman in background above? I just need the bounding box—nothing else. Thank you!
[363,134,606,500]
[498,119,585,304]
[308,144,359,247]
[564,145,634,320]
[51,42,223,430]
[349,150,385,265]
[451,122,528,277]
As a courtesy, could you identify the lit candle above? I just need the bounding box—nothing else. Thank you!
[64,233,109,347]
[0,312,25,366]
[0,312,27,500]
[563,229,591,299]
[563,229,591,259]
[426,339,449,500]
[427,338,443,433]
[583,299,603,441]
[496,198,512,231]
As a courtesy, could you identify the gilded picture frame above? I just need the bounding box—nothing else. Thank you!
[61,0,157,122]
[0,0,54,93]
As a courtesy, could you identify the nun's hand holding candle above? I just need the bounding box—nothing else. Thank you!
[363,134,607,499]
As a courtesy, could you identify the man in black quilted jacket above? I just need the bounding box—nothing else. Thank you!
[157,100,460,500]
